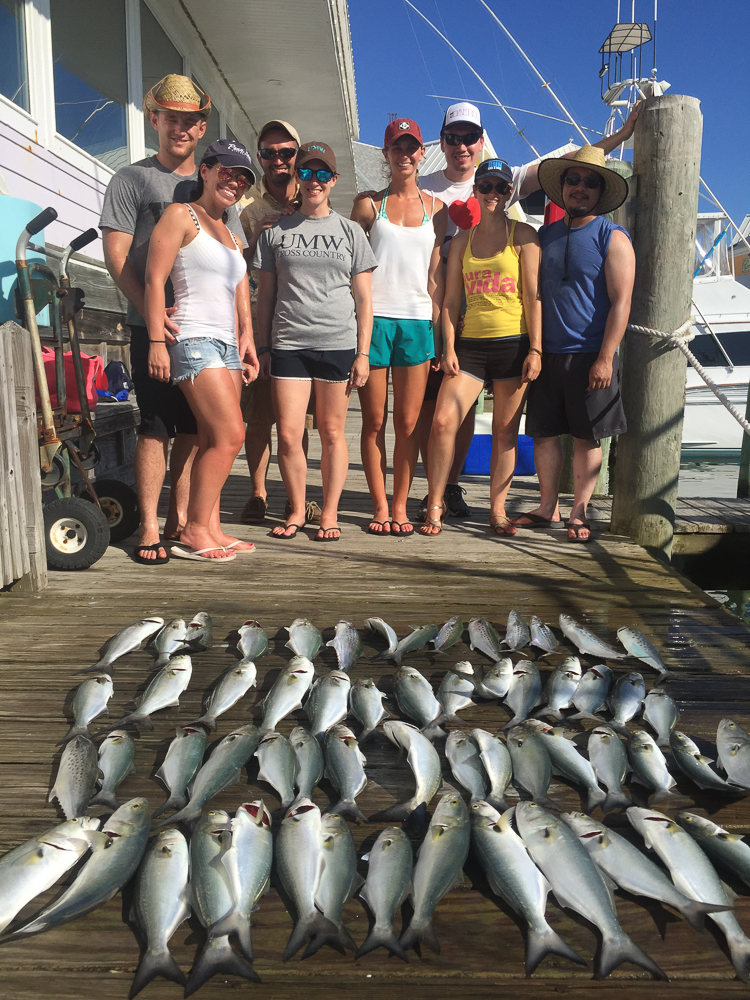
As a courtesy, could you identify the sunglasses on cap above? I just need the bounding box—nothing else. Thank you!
[216,166,251,190]
[442,130,483,147]
[297,167,334,183]
[258,147,297,162]
[563,172,603,190]
[477,180,511,196]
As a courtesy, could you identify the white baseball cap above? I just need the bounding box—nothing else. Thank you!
[441,102,483,132]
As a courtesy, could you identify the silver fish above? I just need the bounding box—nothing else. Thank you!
[472,729,512,811]
[503,610,530,650]
[393,665,445,740]
[129,827,190,997]
[716,718,750,789]
[290,726,324,803]
[432,615,464,653]
[85,616,164,674]
[628,806,750,982]
[382,721,441,819]
[192,661,257,732]
[506,724,554,808]
[678,812,750,891]
[559,614,627,661]
[616,626,670,677]
[536,658,581,720]
[306,670,351,740]
[446,730,488,800]
[324,724,368,822]
[304,813,363,957]
[59,673,114,743]
[152,618,188,669]
[538,726,606,812]
[276,799,338,961]
[474,657,514,699]
[471,802,585,975]
[627,730,678,803]
[152,726,208,818]
[669,731,743,793]
[569,664,614,721]
[587,727,631,812]
[237,620,269,661]
[49,734,98,820]
[285,618,323,660]
[6,798,151,940]
[364,617,399,658]
[254,732,298,810]
[90,730,135,810]
[387,624,439,666]
[325,621,363,671]
[400,792,470,954]
[349,678,389,743]
[212,801,274,962]
[437,664,476,722]
[608,671,645,731]
[529,616,559,655]
[503,660,542,729]
[356,826,413,961]
[0,817,100,935]
[468,617,504,661]
[565,811,728,931]
[116,655,192,731]
[643,688,679,746]
[517,802,666,980]
[260,656,315,734]
[158,725,260,828]
[186,809,258,994]
[184,611,213,651]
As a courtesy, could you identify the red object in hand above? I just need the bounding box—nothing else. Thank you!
[448,196,481,230]
[37,346,107,413]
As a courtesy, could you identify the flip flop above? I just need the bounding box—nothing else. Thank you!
[367,520,391,535]
[223,540,256,553]
[170,545,236,562]
[392,522,414,537]
[566,520,593,543]
[512,513,562,528]
[133,543,169,565]
[316,526,341,542]
[271,524,303,540]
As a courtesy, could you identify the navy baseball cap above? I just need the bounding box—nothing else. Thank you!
[201,138,256,182]
[475,158,513,185]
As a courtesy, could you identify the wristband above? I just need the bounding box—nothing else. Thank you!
[527,347,543,357]
[355,351,369,357]
[257,346,270,355]
[149,340,166,344]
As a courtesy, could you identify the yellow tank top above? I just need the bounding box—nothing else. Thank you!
[461,220,527,339]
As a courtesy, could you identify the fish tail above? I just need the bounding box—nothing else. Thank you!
[209,911,253,962]
[79,661,112,675]
[302,921,356,959]
[420,722,447,741]
[602,790,632,813]
[129,947,185,998]
[357,728,376,745]
[648,788,680,806]
[56,724,90,745]
[355,922,409,962]
[533,707,562,720]
[436,713,464,726]
[599,930,667,980]
[566,711,605,723]
[89,789,121,810]
[679,898,732,933]
[399,917,440,955]
[189,713,216,732]
[486,793,509,812]
[327,799,368,824]
[378,798,420,821]
[725,928,750,983]
[153,655,170,670]
[586,785,608,812]
[283,911,339,962]
[184,937,260,995]
[151,794,188,820]
[152,802,199,830]
[116,712,154,732]
[526,924,587,976]
[502,716,525,731]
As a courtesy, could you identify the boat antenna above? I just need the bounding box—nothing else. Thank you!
[403,0,540,156]
[477,1,589,146]
[700,177,750,256]
[652,0,658,75]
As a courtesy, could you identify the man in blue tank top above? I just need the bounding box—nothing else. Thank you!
[517,146,635,542]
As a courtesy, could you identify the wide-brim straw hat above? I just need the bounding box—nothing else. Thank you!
[538,145,628,216]
[143,74,211,117]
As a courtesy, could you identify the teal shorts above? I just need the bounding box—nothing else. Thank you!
[369,317,434,368]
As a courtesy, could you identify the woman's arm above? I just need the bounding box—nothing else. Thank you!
[428,198,448,355]
[349,269,374,389]
[235,274,259,384]
[440,230,468,376]
[350,193,378,234]
[517,223,543,384]
[256,269,278,379]
[144,203,190,381]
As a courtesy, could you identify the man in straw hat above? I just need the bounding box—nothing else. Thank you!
[513,145,635,542]
[100,74,248,565]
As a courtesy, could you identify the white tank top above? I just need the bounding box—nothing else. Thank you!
[368,187,435,321]
[170,204,247,346]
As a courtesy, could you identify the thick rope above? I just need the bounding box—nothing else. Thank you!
[627,319,750,437]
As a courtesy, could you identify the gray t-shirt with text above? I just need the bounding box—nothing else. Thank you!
[99,155,247,326]
[253,210,377,351]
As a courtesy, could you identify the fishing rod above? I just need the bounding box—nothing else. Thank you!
[426,94,604,135]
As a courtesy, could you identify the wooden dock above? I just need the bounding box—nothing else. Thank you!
[2,402,750,998]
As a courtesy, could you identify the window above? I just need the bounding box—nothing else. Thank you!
[193,78,219,161]
[50,0,129,170]
[0,0,29,111]
[141,1,183,157]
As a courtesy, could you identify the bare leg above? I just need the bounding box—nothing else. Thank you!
[488,379,526,536]
[314,379,351,540]
[512,435,564,526]
[567,438,603,540]
[209,374,254,551]
[164,432,197,539]
[245,421,272,499]
[449,408,476,481]
[358,367,391,533]
[418,396,436,476]
[391,362,430,534]
[272,378,311,537]
[134,434,168,559]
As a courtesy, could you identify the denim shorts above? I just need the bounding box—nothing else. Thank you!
[169,337,242,384]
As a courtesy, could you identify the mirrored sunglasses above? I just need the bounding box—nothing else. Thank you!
[258,147,297,162]
[297,167,334,183]
[216,166,251,189]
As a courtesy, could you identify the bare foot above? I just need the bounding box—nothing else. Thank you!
[511,507,562,527]
[138,524,166,561]
[567,518,591,541]
[178,524,232,558]
[316,525,341,541]
[215,532,255,551]
[271,522,303,538]
[490,514,517,536]
[419,504,445,536]
[368,504,391,534]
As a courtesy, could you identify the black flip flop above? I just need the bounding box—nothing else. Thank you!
[133,543,169,565]
[367,520,391,535]
[565,520,593,543]
[271,524,304,540]
[316,526,341,542]
[513,513,562,528]
[392,522,414,537]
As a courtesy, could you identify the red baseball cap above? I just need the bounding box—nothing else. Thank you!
[383,118,424,147]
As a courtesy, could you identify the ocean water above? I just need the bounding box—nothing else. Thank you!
[678,460,740,497]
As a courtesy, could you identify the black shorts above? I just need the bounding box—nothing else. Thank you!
[129,326,197,438]
[457,336,529,383]
[525,351,627,441]
[270,348,355,383]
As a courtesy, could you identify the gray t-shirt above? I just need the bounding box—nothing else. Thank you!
[253,210,377,351]
[99,155,247,326]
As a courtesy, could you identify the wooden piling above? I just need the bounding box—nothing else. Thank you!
[610,94,703,561]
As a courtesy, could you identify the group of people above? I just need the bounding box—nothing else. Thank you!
[100,74,638,563]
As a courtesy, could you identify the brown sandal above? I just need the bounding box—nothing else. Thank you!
[490,514,517,536]
[419,504,445,536]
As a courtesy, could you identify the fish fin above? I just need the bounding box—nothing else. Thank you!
[151,794,188,820]
[302,921,356,959]
[184,938,260,995]
[599,930,668,980]
[326,799,368,824]
[89,789,120,810]
[47,784,58,804]
[566,712,605,723]
[208,911,253,963]
[679,898,732,932]
[724,928,750,982]
[486,794,509,812]
[282,911,339,962]
[129,948,186,998]
[697,754,715,765]
[355,923,409,962]
[399,918,440,955]
[357,728,376,745]
[377,799,421,822]
[152,802,200,831]
[586,785,608,812]
[602,790,632,813]
[56,725,90,746]
[526,924,587,976]
[420,723,447,741]
[79,662,112,675]
[534,707,562,721]
[115,712,154,732]
[648,788,681,806]
[189,714,216,732]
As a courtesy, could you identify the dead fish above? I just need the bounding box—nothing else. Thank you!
[393,665,445,741]
[431,616,464,654]
[436,664,476,723]
[306,671,351,741]
[536,658,581,721]
[386,625,439,666]
[89,730,135,810]
[643,688,679,747]
[559,614,627,661]
[669,731,744,794]
[260,656,315,734]
[503,661,543,729]
[191,661,257,732]
[468,618,504,662]
[717,719,750,789]
[254,732,298,810]
[152,618,188,669]
[152,727,208,818]
[616,626,671,677]
[237,620,269,661]
[364,617,399,658]
[627,730,678,804]
[115,656,192,732]
[49,735,98,820]
[325,621,363,671]
[285,618,323,660]
[474,658,514,699]
[83,617,164,674]
[529,616,559,655]
[184,611,213,651]
[608,672,645,732]
[324,724,368,823]
[59,674,113,743]
[568,665,614,722]
[349,679,389,744]
[503,610,530,651]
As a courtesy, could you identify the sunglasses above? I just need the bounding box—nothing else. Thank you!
[297,167,334,183]
[216,166,251,189]
[477,180,510,195]
[442,130,483,147]
[564,172,603,190]
[258,147,297,162]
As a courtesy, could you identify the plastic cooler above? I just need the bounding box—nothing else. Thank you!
[461,412,536,476]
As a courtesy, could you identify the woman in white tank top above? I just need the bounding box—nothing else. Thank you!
[144,139,259,562]
[350,118,447,536]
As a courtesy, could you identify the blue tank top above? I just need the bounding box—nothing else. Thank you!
[539,215,631,353]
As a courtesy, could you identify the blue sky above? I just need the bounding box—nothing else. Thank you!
[349,0,749,225]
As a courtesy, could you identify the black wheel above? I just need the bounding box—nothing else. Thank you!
[82,479,139,542]
[41,453,67,489]
[43,497,110,570]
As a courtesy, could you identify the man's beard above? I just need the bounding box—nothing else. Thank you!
[565,202,592,218]
[267,169,292,189]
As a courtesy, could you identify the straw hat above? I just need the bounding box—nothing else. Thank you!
[538,145,628,216]
[143,74,211,117]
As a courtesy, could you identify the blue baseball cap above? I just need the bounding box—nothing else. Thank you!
[475,158,513,185]
[201,138,256,182]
